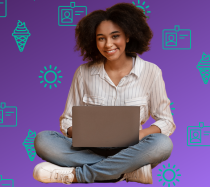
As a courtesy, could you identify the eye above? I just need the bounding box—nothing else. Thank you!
[98,35,119,41]
[112,35,119,39]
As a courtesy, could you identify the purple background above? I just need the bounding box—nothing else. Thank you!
[0,0,210,186]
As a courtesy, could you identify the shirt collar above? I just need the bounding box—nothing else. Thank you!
[90,54,143,79]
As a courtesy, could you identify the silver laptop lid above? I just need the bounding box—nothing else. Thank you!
[72,106,140,147]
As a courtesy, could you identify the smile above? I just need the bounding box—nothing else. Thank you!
[105,49,118,55]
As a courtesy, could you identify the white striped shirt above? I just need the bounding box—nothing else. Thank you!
[60,54,176,137]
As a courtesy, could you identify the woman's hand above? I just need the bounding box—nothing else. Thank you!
[139,125,161,141]
[67,126,73,138]
[139,130,145,140]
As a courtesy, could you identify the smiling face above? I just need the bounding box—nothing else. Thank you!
[96,20,129,62]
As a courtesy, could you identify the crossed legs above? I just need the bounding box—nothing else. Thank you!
[34,130,173,183]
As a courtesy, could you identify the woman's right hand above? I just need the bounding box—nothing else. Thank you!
[67,126,73,138]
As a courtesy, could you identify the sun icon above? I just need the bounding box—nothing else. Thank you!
[132,0,151,18]
[168,98,175,116]
[157,163,181,187]
[39,65,63,89]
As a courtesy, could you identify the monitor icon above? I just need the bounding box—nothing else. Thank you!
[187,122,210,146]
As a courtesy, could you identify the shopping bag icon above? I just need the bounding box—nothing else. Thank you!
[0,175,14,187]
[0,0,7,17]
[162,25,191,50]
[0,102,17,127]
[58,2,87,26]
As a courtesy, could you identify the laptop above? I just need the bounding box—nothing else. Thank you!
[72,106,140,147]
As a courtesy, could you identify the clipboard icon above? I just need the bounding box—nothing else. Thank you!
[0,102,17,127]
[162,25,191,50]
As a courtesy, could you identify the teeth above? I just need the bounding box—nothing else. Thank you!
[107,49,116,53]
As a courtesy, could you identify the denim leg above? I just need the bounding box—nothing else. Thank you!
[76,133,173,183]
[34,130,106,167]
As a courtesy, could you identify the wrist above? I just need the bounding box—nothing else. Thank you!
[67,126,72,138]
[67,127,70,136]
[139,129,145,140]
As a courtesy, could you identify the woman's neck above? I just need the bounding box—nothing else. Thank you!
[104,54,133,73]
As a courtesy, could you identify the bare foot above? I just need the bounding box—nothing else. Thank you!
[72,169,78,183]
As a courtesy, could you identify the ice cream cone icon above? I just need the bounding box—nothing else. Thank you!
[22,129,36,161]
[12,20,31,52]
[196,52,210,84]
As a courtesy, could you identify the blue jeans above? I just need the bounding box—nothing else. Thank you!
[34,131,173,183]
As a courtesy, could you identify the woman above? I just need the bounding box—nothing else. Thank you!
[33,2,176,185]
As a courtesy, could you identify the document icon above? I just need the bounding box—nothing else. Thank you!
[0,102,17,127]
[162,25,191,50]
[0,0,7,17]
[58,2,87,26]
[0,175,14,187]
[187,122,210,146]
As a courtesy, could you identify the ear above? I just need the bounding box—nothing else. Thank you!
[126,35,129,43]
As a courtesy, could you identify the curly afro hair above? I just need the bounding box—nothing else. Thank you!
[74,2,153,67]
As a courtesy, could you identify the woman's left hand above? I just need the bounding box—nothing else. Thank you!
[139,125,161,141]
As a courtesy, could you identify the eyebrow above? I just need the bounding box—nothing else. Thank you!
[96,31,120,37]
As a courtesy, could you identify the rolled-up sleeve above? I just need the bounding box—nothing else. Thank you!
[59,65,83,137]
[149,69,176,136]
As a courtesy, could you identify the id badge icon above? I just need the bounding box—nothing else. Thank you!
[187,122,210,146]
[0,102,17,127]
[0,0,7,17]
[0,175,14,187]
[58,2,87,26]
[162,25,191,50]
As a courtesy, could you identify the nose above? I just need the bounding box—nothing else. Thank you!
[105,38,113,48]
